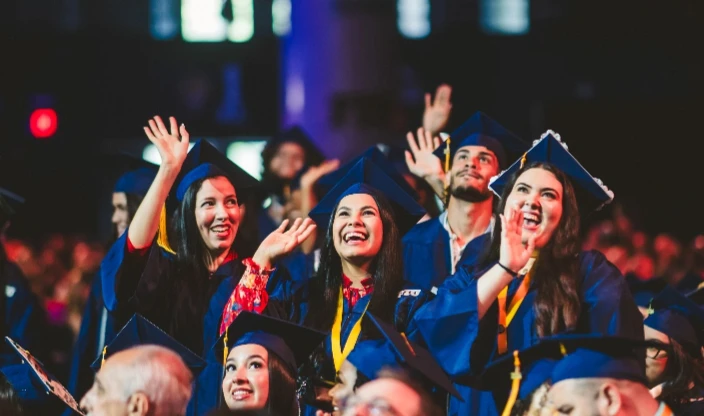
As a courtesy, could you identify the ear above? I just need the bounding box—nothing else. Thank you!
[596,382,622,416]
[127,392,151,416]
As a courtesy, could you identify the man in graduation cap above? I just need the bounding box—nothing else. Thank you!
[401,112,530,292]
[81,314,206,416]
[547,336,671,416]
[643,287,704,415]
[0,187,48,367]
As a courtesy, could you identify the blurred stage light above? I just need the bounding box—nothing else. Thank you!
[142,143,195,165]
[226,141,267,180]
[397,0,430,39]
[272,0,291,36]
[227,0,254,42]
[480,0,529,35]
[29,108,58,139]
[181,0,253,42]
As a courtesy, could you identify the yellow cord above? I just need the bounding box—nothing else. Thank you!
[157,203,176,254]
[223,328,229,366]
[501,350,522,416]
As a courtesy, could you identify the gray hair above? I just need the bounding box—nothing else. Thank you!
[116,345,193,416]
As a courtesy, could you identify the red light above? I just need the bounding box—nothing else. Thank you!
[29,108,58,139]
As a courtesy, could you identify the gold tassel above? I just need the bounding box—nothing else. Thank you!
[647,300,655,316]
[519,152,528,169]
[400,333,416,356]
[101,346,107,369]
[501,350,522,416]
[442,137,452,207]
[559,343,567,357]
[223,328,229,366]
[157,203,176,255]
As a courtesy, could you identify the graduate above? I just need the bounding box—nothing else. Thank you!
[401,112,530,292]
[643,287,704,415]
[216,155,425,415]
[0,187,48,367]
[547,335,671,416]
[65,156,158,406]
[408,130,644,416]
[100,117,315,359]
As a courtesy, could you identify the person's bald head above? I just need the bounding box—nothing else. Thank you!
[80,345,193,416]
[547,377,658,416]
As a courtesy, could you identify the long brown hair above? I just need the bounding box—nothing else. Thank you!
[480,162,582,337]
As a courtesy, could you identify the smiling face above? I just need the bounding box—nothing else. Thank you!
[448,145,499,202]
[222,344,270,411]
[194,176,241,254]
[111,192,129,238]
[269,142,306,180]
[644,325,670,386]
[332,193,384,268]
[503,167,564,249]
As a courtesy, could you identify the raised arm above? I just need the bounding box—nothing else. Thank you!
[128,116,190,249]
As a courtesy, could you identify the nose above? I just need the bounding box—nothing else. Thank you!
[111,209,120,224]
[346,211,363,227]
[523,193,541,209]
[214,202,229,220]
[79,391,91,413]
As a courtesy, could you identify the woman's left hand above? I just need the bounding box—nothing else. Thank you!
[252,218,317,269]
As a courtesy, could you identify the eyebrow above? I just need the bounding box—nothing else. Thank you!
[226,354,267,364]
[336,205,379,213]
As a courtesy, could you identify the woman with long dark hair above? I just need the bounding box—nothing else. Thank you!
[405,131,644,416]
[100,116,315,367]
[643,287,704,415]
[216,157,425,414]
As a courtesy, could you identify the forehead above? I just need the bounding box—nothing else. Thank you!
[112,192,127,203]
[515,168,562,192]
[196,176,236,197]
[355,378,420,407]
[337,193,378,209]
[277,142,305,155]
[455,145,494,157]
[644,324,670,343]
[228,343,269,360]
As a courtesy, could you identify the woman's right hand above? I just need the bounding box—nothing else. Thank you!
[498,204,536,274]
[143,115,190,171]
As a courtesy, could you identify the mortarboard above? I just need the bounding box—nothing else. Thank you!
[345,313,461,400]
[214,312,326,373]
[156,139,260,254]
[308,157,426,236]
[266,126,326,167]
[2,336,85,415]
[549,335,648,386]
[685,281,704,306]
[644,286,704,354]
[316,146,419,200]
[101,152,159,197]
[432,112,528,171]
[0,187,25,227]
[489,130,614,214]
[89,314,206,377]
[375,143,412,177]
[627,276,668,309]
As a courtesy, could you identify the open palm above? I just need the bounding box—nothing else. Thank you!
[253,218,317,268]
[143,115,190,169]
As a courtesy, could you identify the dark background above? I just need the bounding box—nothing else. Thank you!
[1,0,703,243]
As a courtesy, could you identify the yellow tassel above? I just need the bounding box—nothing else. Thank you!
[101,346,107,369]
[223,329,229,366]
[559,343,567,357]
[519,152,528,169]
[400,333,416,356]
[647,300,655,316]
[443,137,452,173]
[157,203,176,255]
[501,350,522,416]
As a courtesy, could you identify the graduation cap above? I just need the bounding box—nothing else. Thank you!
[626,276,668,308]
[308,157,426,236]
[0,187,25,227]
[2,336,85,415]
[316,146,419,200]
[644,286,704,354]
[432,112,528,171]
[549,334,649,387]
[375,143,412,176]
[214,312,326,373]
[157,139,260,254]
[89,314,206,377]
[685,281,704,306]
[489,130,614,214]
[266,126,326,167]
[345,313,461,400]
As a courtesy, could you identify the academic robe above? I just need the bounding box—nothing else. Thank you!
[402,217,488,290]
[1,261,47,367]
[672,386,704,416]
[63,272,116,415]
[408,250,644,416]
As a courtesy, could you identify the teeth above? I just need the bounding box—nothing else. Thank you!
[212,226,229,232]
[522,213,540,223]
[344,232,367,242]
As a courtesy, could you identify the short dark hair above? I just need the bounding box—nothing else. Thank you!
[375,368,443,416]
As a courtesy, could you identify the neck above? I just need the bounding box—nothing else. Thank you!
[206,248,231,273]
[625,385,661,416]
[446,196,494,244]
[341,259,372,288]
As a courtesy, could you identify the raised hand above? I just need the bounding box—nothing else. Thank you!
[405,127,444,181]
[300,159,341,191]
[499,204,536,274]
[422,84,453,137]
[143,116,190,170]
[252,218,317,269]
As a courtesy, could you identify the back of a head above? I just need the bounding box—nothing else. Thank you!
[119,345,193,416]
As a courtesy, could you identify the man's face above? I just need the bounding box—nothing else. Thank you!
[79,351,137,416]
[448,145,499,202]
[547,379,604,416]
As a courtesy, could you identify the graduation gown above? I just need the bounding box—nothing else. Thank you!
[402,217,488,290]
[408,250,644,416]
[64,271,116,413]
[1,261,47,367]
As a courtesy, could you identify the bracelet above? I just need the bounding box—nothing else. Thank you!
[497,262,519,277]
